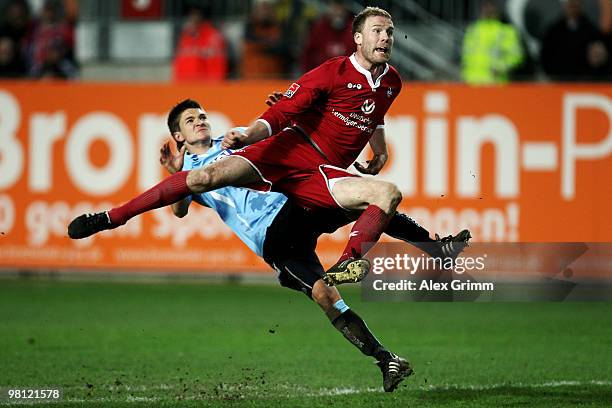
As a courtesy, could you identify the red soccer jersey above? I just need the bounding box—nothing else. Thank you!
[259,54,402,169]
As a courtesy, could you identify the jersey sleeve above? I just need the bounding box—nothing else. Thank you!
[259,59,336,135]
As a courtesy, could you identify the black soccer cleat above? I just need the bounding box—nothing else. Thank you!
[376,353,414,392]
[67,211,115,239]
[323,258,370,286]
[435,229,472,260]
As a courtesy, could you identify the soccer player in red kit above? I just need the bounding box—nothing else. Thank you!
[68,8,434,287]
[222,7,403,279]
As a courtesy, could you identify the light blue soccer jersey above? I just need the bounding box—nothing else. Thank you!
[181,130,287,256]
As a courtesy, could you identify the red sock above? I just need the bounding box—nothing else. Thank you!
[108,171,190,226]
[337,205,392,263]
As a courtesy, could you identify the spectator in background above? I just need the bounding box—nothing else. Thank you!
[28,0,76,78]
[461,0,524,85]
[0,0,32,46]
[301,0,354,73]
[30,36,77,79]
[173,5,228,81]
[241,0,285,79]
[540,0,611,81]
[0,36,27,78]
[0,0,32,74]
[241,0,316,78]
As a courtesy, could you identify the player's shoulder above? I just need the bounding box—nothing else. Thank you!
[318,56,350,72]
[386,64,402,85]
[319,55,358,79]
[300,57,346,86]
[324,56,348,66]
[381,64,402,94]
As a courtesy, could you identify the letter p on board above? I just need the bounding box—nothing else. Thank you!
[563,93,612,199]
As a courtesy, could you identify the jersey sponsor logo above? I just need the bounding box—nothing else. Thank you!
[361,99,376,115]
[332,110,375,133]
[347,82,363,90]
[284,82,301,98]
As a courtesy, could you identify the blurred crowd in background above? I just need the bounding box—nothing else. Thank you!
[0,0,78,79]
[1,0,611,83]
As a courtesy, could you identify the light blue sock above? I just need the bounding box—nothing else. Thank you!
[333,299,349,314]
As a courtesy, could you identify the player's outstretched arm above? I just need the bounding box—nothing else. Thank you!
[221,121,270,149]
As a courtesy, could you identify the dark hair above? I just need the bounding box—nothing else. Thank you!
[352,7,392,35]
[167,99,202,149]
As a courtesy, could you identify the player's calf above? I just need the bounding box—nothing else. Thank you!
[311,280,342,320]
[327,297,414,392]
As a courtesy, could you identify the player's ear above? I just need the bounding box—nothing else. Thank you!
[172,131,185,144]
[354,32,362,46]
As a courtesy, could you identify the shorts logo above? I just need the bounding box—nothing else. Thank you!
[284,82,301,98]
[387,87,394,98]
[361,99,375,115]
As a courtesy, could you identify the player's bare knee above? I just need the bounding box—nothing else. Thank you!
[371,182,402,213]
[388,183,402,210]
[186,168,213,193]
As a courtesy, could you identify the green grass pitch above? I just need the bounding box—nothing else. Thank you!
[1,278,611,407]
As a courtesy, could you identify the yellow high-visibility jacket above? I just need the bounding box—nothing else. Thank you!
[461,19,524,85]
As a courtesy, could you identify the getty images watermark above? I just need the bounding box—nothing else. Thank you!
[362,242,612,302]
[370,252,492,292]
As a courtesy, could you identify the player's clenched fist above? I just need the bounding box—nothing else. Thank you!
[353,153,388,175]
[222,129,247,150]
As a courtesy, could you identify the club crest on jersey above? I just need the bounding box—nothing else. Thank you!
[284,82,300,98]
[361,99,375,115]
[347,82,362,90]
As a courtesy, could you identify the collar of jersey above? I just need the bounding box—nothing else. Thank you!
[349,53,389,91]
[185,140,221,162]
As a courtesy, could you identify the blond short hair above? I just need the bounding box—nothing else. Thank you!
[352,7,393,35]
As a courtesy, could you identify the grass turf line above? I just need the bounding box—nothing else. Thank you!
[0,279,611,407]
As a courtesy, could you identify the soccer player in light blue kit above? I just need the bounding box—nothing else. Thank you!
[155,99,470,392]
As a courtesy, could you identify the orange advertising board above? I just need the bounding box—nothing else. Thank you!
[0,82,611,272]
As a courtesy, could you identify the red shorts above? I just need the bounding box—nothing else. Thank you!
[231,128,359,209]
